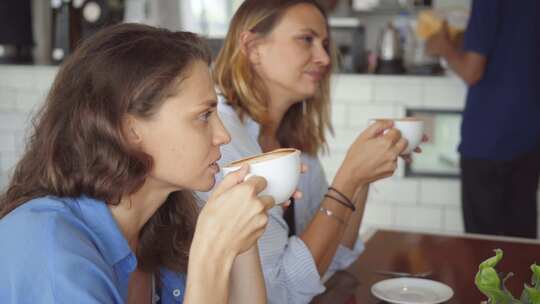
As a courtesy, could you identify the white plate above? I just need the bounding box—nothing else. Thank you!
[371,277,454,304]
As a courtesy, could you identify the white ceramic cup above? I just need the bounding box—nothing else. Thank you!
[221,148,301,205]
[370,118,424,155]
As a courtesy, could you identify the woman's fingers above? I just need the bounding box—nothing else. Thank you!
[382,128,402,146]
[243,175,268,195]
[258,195,275,211]
[393,137,408,155]
[364,119,394,138]
[212,164,249,197]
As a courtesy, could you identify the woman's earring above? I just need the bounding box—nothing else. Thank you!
[302,100,307,116]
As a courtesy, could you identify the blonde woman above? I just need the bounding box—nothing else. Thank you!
[198,1,418,303]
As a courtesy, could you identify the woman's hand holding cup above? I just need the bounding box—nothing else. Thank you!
[336,120,408,191]
[194,165,274,258]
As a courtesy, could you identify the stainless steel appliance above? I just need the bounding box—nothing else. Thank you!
[80,0,125,40]
[329,17,367,73]
[0,0,34,64]
[50,0,78,63]
[375,22,406,74]
[50,0,124,63]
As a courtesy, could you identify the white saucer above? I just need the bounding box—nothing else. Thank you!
[371,277,454,304]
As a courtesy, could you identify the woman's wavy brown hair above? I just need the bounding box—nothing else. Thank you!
[0,23,211,275]
[214,0,336,155]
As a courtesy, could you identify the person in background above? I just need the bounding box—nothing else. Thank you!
[427,0,540,238]
[198,1,422,303]
[0,23,273,303]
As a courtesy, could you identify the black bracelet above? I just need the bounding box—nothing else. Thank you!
[324,193,356,212]
[328,186,354,207]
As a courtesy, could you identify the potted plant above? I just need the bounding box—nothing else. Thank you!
[475,249,540,304]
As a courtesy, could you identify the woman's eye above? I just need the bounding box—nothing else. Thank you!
[199,110,213,122]
[300,35,314,44]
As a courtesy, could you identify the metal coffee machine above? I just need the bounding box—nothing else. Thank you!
[0,0,34,64]
[375,23,406,74]
[50,0,125,63]
[329,17,366,73]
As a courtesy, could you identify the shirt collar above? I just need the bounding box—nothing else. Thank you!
[217,95,261,142]
[74,195,134,268]
[243,114,261,142]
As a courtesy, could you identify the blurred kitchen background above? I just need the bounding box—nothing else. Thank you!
[0,0,537,236]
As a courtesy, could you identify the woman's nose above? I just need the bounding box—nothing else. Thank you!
[213,116,231,146]
[314,44,330,67]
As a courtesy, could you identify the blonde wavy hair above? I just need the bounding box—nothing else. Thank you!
[214,0,336,155]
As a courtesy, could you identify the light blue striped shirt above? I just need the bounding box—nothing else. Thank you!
[197,97,364,304]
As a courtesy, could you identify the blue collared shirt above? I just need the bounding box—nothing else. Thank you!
[0,195,186,304]
[197,97,364,304]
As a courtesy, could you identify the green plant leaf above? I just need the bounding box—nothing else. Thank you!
[524,285,540,304]
[475,269,516,303]
[480,249,504,270]
[531,264,540,290]
[475,249,517,304]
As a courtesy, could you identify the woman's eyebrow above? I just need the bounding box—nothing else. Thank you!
[299,28,328,40]
[195,99,218,109]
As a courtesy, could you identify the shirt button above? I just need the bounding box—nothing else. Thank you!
[172,289,181,298]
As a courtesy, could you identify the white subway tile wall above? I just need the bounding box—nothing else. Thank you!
[444,206,465,233]
[393,205,444,230]
[419,178,461,206]
[423,85,467,109]
[0,87,16,111]
[0,132,15,152]
[331,75,373,102]
[1,67,537,236]
[330,104,348,128]
[15,90,46,112]
[361,201,394,227]
[324,74,540,236]
[0,66,55,189]
[370,177,420,206]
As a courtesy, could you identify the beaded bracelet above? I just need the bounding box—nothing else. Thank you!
[319,207,346,225]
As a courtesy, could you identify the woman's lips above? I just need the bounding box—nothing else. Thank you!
[305,70,324,82]
[209,162,220,173]
[208,154,221,173]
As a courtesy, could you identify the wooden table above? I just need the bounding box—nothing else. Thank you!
[312,229,540,304]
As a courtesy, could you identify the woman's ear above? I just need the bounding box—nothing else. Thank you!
[123,115,143,145]
[239,31,262,65]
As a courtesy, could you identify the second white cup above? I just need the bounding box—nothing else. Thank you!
[371,118,424,155]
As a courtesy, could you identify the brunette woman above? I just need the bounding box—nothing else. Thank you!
[0,23,272,304]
